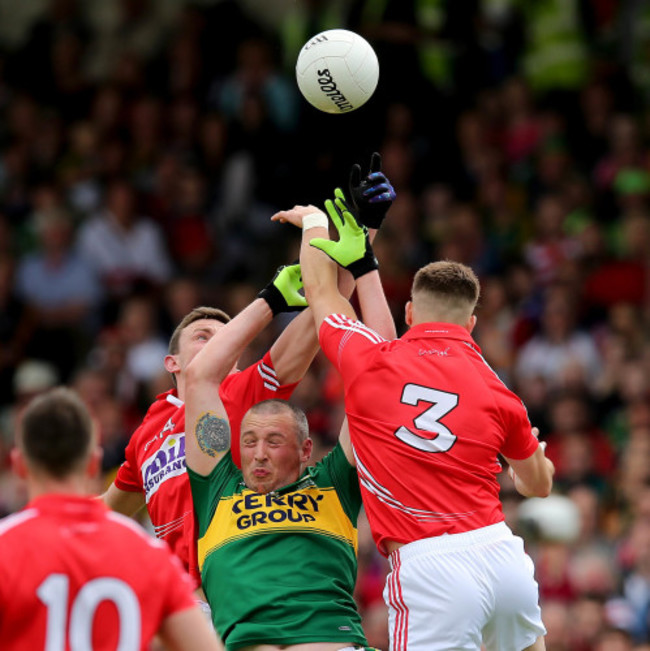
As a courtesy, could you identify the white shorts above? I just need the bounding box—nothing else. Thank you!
[384,522,546,651]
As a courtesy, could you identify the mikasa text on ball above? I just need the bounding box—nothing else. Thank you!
[296,29,379,114]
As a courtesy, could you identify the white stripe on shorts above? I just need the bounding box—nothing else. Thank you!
[387,549,408,651]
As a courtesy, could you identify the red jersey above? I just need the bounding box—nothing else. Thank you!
[114,351,297,580]
[0,495,196,651]
[319,316,539,554]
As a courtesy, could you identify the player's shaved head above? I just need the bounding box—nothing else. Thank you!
[244,399,309,444]
[411,261,480,325]
[19,387,94,478]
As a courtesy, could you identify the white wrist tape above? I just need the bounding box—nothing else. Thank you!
[302,212,328,231]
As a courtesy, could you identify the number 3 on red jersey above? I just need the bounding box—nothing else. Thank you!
[394,383,458,453]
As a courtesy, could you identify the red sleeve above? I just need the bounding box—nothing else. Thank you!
[318,313,385,380]
[220,351,298,467]
[114,432,142,492]
[500,392,540,460]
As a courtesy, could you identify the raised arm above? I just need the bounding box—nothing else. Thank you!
[355,267,396,341]
[184,266,306,476]
[184,302,265,476]
[269,152,396,380]
[299,203,358,327]
[324,191,398,462]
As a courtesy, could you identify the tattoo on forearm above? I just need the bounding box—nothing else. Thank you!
[196,412,230,457]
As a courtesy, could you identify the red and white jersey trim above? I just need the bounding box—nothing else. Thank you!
[324,314,385,367]
[324,314,386,344]
[154,511,193,539]
[257,361,280,391]
[166,392,183,408]
[356,455,474,523]
[0,509,38,537]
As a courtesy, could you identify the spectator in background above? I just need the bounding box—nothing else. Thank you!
[160,276,206,338]
[160,166,215,277]
[515,283,602,394]
[569,594,610,651]
[73,365,134,476]
[125,95,164,188]
[84,0,173,84]
[572,81,616,178]
[196,111,228,179]
[544,391,615,493]
[542,599,572,651]
[615,519,650,643]
[15,208,102,381]
[115,294,167,393]
[501,76,543,169]
[84,324,138,407]
[473,275,517,384]
[10,0,91,116]
[59,120,103,216]
[77,178,172,316]
[211,36,299,135]
[167,94,201,156]
[524,193,581,287]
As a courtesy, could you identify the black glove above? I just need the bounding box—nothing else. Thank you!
[348,152,396,230]
[258,263,308,316]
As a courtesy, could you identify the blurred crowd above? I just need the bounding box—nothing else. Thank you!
[0,0,649,648]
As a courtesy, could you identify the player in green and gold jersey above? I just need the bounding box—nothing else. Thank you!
[189,399,368,650]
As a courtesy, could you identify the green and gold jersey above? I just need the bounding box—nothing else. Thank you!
[188,444,367,651]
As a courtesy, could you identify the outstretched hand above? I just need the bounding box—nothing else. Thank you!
[348,152,396,229]
[271,204,324,229]
[258,262,308,316]
[310,190,378,279]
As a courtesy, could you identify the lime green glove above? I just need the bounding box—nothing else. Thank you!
[258,263,308,315]
[310,189,378,279]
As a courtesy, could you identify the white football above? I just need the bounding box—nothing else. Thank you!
[296,29,379,114]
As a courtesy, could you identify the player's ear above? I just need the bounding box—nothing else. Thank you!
[467,314,477,334]
[405,300,413,327]
[10,447,28,479]
[301,438,313,465]
[164,354,180,375]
